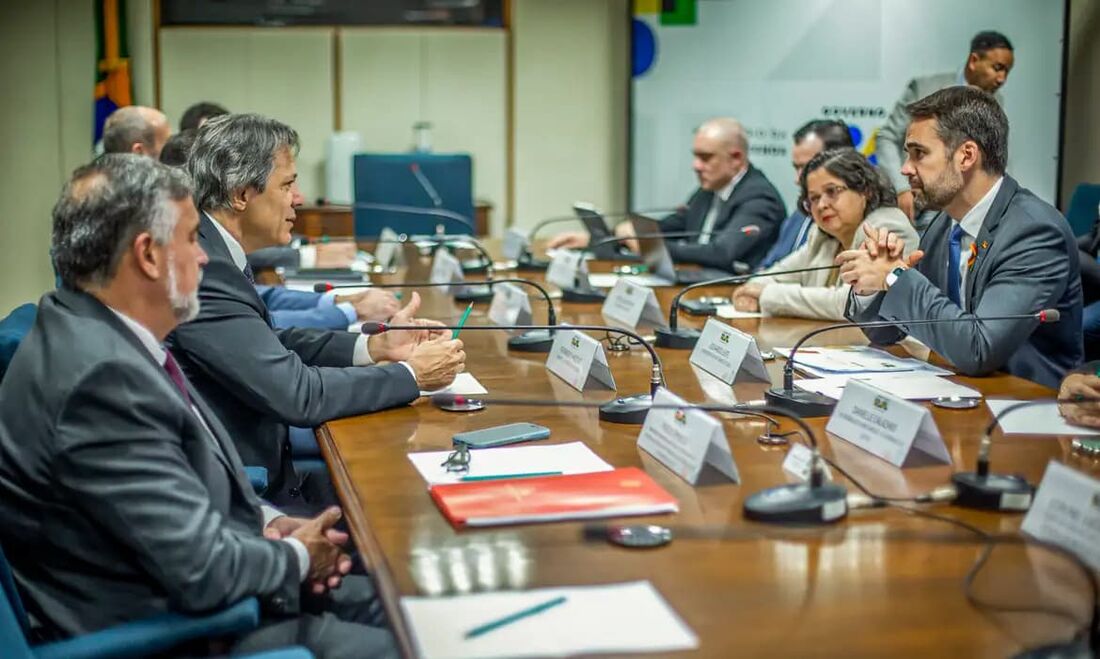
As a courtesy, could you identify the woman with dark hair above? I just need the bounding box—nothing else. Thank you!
[731,148,917,320]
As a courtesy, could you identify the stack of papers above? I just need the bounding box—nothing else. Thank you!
[986,399,1100,435]
[401,581,699,658]
[714,305,763,319]
[795,373,980,401]
[774,345,951,377]
[420,373,488,398]
[407,442,613,485]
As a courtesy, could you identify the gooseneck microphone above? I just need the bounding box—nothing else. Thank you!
[517,207,682,270]
[428,393,849,524]
[355,201,476,234]
[362,322,665,424]
[409,163,443,208]
[654,265,840,349]
[765,309,1062,417]
[314,278,559,352]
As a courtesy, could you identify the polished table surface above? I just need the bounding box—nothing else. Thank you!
[314,245,1099,658]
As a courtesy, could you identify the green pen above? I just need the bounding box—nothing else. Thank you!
[459,471,563,482]
[452,302,474,340]
[464,595,568,639]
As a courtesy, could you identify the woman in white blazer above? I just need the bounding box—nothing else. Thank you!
[731,148,917,320]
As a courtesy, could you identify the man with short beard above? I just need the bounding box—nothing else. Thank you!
[836,86,1082,388]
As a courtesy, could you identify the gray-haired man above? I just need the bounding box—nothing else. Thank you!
[166,113,465,510]
[0,154,397,657]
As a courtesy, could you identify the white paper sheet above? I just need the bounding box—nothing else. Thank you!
[714,305,764,319]
[985,399,1100,436]
[401,581,699,659]
[420,372,488,398]
[795,373,980,401]
[406,441,613,485]
[773,345,951,377]
[587,273,674,289]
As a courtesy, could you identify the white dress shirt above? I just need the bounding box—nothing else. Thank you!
[948,177,1003,306]
[108,307,310,581]
[699,166,748,245]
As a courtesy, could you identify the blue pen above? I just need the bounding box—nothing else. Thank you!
[463,595,567,639]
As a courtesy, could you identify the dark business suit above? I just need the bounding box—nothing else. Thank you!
[660,164,786,272]
[847,175,1083,389]
[1077,218,1100,306]
[166,214,420,501]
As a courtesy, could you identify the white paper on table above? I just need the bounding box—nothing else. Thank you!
[985,399,1100,436]
[714,305,763,319]
[401,580,699,659]
[420,372,488,398]
[587,272,674,289]
[773,345,951,377]
[406,441,613,485]
[794,373,980,401]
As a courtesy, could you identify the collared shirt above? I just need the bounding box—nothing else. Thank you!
[107,307,310,581]
[948,177,1003,306]
[699,166,748,245]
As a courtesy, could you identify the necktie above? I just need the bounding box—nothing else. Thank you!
[242,264,255,284]
[163,350,192,406]
[947,224,965,306]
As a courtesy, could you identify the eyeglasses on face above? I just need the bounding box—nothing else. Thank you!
[801,184,850,213]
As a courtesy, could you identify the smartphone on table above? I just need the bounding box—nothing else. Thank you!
[453,423,551,449]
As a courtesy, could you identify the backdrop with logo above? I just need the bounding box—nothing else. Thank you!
[630,0,1066,213]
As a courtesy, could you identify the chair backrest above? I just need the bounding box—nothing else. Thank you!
[0,545,34,658]
[352,153,474,237]
[0,303,37,383]
[1065,182,1100,238]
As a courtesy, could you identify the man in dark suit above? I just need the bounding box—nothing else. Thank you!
[838,86,1082,389]
[1076,211,1100,361]
[167,114,465,509]
[0,154,396,656]
[549,117,786,272]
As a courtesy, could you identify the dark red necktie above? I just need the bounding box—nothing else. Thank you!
[163,350,192,406]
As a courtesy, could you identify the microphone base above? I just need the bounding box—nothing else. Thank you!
[507,330,554,353]
[599,394,653,424]
[951,472,1034,511]
[515,255,549,271]
[561,287,607,303]
[678,299,719,317]
[654,328,702,349]
[436,398,487,413]
[764,387,837,418]
[453,285,495,303]
[743,482,848,524]
[460,258,490,274]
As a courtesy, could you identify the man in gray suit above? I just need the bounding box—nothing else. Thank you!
[0,154,396,656]
[167,114,465,509]
[838,86,1082,389]
[876,30,1014,221]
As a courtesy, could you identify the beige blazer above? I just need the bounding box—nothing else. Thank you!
[754,206,916,320]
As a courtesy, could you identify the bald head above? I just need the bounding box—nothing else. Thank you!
[692,117,749,191]
[102,106,171,159]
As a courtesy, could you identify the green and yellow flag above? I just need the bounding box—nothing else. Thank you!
[94,0,132,144]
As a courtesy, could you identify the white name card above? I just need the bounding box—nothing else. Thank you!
[1022,461,1100,570]
[688,318,770,385]
[488,282,533,327]
[546,329,615,392]
[781,442,832,482]
[637,387,739,485]
[601,279,667,330]
[374,227,401,269]
[825,379,950,468]
[429,249,464,293]
[502,228,529,261]
[546,250,586,290]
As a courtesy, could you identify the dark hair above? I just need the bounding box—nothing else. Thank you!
[102,107,156,154]
[180,101,229,131]
[159,128,198,167]
[793,119,854,150]
[798,148,896,215]
[906,86,1008,175]
[189,113,299,212]
[970,30,1013,55]
[52,154,192,289]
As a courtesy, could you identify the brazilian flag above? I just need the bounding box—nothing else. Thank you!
[94,0,132,145]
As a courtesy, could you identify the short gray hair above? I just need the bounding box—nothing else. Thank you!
[52,154,192,289]
[188,113,299,213]
[102,106,159,154]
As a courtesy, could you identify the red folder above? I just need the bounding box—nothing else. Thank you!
[429,467,679,528]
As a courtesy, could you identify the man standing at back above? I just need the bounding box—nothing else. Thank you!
[167,114,465,510]
[877,30,1014,221]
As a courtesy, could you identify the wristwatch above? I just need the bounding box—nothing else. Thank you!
[884,266,908,289]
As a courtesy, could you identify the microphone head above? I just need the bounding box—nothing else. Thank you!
[313,282,333,293]
[360,321,386,336]
[409,163,420,173]
[1037,309,1060,323]
[741,224,761,235]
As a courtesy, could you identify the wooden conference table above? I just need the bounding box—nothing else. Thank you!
[309,246,1099,658]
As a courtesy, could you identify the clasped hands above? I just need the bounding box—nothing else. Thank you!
[834,224,925,295]
[264,507,352,596]
[365,292,466,390]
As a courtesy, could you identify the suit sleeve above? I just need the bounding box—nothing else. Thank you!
[270,305,350,330]
[246,246,300,270]
[877,219,1073,376]
[666,188,784,270]
[875,78,920,194]
[257,286,324,312]
[660,197,694,234]
[54,363,301,615]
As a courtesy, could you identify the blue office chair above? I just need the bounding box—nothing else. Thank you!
[1065,182,1100,237]
[353,153,475,237]
[0,543,312,659]
[0,303,36,382]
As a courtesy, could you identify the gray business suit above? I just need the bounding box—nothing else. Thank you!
[846,175,1083,389]
[166,214,420,500]
[875,72,1005,195]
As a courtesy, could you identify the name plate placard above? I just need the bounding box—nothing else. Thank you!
[488,283,533,327]
[429,249,464,293]
[601,279,666,330]
[502,228,529,261]
[1021,460,1100,570]
[546,250,585,289]
[825,379,950,468]
[546,329,615,392]
[374,227,401,269]
[637,387,739,485]
[689,318,770,385]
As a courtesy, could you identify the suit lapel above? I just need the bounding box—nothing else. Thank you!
[198,213,276,328]
[187,382,256,497]
[964,177,1017,309]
